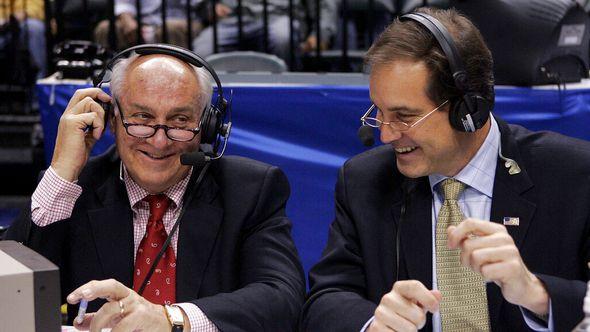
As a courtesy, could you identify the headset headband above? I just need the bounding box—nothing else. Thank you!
[401,13,468,92]
[93,43,227,110]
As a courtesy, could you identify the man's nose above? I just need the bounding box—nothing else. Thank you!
[147,127,170,148]
[380,125,403,144]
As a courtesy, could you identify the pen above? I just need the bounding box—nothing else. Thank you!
[76,299,88,324]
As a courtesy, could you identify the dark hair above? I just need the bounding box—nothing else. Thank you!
[365,7,495,107]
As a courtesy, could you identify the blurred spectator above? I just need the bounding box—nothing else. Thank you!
[0,0,46,78]
[578,0,590,11]
[398,0,448,13]
[303,0,449,52]
[94,0,202,50]
[192,0,334,66]
[308,0,393,52]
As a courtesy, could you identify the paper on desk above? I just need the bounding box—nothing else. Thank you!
[62,327,111,332]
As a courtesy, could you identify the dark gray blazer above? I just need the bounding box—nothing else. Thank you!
[7,146,305,331]
[302,117,590,332]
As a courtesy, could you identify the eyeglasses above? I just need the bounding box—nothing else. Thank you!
[360,100,449,132]
[115,98,201,142]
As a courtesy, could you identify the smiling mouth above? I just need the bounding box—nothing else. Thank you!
[140,150,174,160]
[395,146,418,154]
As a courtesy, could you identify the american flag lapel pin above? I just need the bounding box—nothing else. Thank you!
[503,217,520,226]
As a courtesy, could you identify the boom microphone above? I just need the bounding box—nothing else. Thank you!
[180,151,209,168]
[357,125,375,147]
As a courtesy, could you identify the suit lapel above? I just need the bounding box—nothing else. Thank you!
[87,169,135,288]
[176,169,224,302]
[487,117,536,328]
[399,178,433,287]
[374,175,401,293]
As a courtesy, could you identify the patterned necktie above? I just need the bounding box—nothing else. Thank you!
[133,194,176,305]
[436,178,490,331]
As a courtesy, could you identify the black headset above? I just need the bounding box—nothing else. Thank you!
[400,12,491,133]
[93,43,231,152]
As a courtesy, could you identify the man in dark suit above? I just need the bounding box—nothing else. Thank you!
[7,48,304,331]
[302,7,590,332]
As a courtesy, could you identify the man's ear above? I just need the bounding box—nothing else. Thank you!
[108,104,119,134]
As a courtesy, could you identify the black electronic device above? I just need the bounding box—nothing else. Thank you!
[400,12,492,133]
[93,43,232,161]
[452,0,590,86]
[53,40,108,80]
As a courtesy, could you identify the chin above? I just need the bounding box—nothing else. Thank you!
[397,162,428,179]
[132,169,176,192]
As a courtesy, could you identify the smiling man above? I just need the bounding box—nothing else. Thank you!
[7,48,304,331]
[301,7,590,332]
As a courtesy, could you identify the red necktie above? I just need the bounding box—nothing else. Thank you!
[133,194,176,305]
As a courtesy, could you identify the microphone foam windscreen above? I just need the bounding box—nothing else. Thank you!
[357,125,375,147]
[180,152,207,169]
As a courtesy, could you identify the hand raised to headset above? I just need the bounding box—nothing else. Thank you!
[367,280,441,332]
[51,88,111,182]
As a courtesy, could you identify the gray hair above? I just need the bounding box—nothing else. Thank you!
[108,52,214,116]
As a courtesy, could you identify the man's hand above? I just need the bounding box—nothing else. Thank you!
[447,218,550,315]
[67,279,174,332]
[367,280,441,332]
[300,35,328,54]
[117,12,138,44]
[51,88,110,182]
[215,4,232,19]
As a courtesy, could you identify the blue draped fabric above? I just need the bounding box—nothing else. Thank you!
[35,82,590,277]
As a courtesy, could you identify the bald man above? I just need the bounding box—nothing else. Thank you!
[7,50,304,332]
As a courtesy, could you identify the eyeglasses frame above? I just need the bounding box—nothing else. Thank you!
[360,99,449,132]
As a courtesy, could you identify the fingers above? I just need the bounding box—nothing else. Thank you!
[475,246,522,278]
[458,233,514,268]
[75,112,106,139]
[393,280,440,313]
[67,279,131,304]
[66,95,107,119]
[66,88,110,114]
[368,319,395,331]
[430,289,442,302]
[371,280,441,332]
[447,218,507,249]
[89,300,125,332]
[61,93,108,140]
[73,312,95,331]
[377,293,425,331]
[375,306,419,332]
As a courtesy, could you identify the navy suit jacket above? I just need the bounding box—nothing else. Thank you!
[302,117,590,332]
[7,147,305,331]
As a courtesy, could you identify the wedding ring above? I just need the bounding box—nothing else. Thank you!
[118,300,125,316]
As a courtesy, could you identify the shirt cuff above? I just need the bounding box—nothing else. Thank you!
[360,316,375,332]
[174,303,219,332]
[31,166,82,226]
[520,300,553,331]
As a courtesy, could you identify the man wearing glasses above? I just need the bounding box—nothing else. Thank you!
[7,51,304,331]
[302,7,590,332]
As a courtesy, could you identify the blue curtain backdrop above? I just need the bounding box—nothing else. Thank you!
[36,82,590,278]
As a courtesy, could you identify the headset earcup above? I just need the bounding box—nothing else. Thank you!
[449,94,491,132]
[449,97,470,132]
[200,106,212,144]
[200,106,221,144]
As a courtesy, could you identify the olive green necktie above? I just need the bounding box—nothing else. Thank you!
[436,178,490,331]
